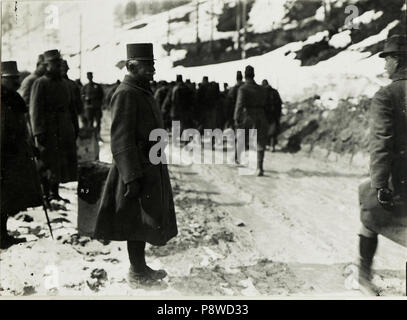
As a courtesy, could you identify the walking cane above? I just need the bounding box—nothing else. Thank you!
[25,116,54,240]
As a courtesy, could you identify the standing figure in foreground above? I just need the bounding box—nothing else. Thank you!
[358,35,407,294]
[1,61,42,249]
[95,43,177,285]
[234,66,271,176]
[29,50,78,204]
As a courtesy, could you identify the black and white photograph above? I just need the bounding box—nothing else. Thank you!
[0,0,406,299]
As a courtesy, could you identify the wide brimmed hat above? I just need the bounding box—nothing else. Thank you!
[379,35,407,58]
[126,43,154,61]
[1,61,20,77]
[43,49,62,62]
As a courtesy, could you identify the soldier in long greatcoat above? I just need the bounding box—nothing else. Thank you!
[234,66,272,176]
[1,61,42,249]
[30,50,78,204]
[262,79,282,152]
[358,35,407,294]
[95,43,177,285]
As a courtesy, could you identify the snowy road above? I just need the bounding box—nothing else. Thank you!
[1,118,406,297]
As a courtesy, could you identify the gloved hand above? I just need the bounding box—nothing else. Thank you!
[377,187,394,210]
[124,180,141,199]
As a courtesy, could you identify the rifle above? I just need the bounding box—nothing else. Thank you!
[25,115,54,239]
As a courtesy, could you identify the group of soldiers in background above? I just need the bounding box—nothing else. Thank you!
[150,68,282,176]
[151,70,282,150]
[0,50,106,248]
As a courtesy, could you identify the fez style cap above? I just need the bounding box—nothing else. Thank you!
[176,74,183,82]
[236,70,243,80]
[126,43,155,61]
[43,49,62,62]
[1,61,20,77]
[379,35,407,58]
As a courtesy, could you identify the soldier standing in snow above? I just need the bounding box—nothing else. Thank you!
[95,43,177,285]
[1,61,42,249]
[358,35,407,294]
[29,50,78,204]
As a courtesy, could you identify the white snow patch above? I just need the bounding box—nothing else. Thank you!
[315,6,325,22]
[170,49,188,62]
[239,278,260,296]
[303,31,329,46]
[329,30,352,49]
[352,10,383,26]
[249,0,286,33]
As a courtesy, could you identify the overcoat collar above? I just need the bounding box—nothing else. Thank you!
[122,74,163,128]
[123,74,153,96]
[391,67,407,82]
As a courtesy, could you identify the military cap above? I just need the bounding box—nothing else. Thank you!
[126,43,154,61]
[1,61,20,77]
[43,49,62,62]
[245,65,255,78]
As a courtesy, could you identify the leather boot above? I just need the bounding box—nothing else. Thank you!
[127,241,167,286]
[358,235,379,295]
[256,150,265,176]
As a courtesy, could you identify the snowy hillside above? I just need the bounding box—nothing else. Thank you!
[2,0,406,102]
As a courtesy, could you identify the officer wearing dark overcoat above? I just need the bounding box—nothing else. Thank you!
[95,43,177,284]
[358,35,407,293]
[1,61,42,248]
[29,50,78,203]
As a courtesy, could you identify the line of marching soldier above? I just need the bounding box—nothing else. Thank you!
[150,67,282,176]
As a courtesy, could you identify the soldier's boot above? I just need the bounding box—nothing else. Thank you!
[358,235,379,295]
[0,213,26,249]
[127,241,167,286]
[50,183,70,204]
[256,150,265,176]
